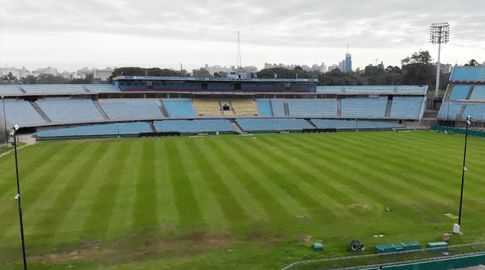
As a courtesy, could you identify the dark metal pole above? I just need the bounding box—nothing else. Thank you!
[13,132,28,270]
[457,118,469,226]
[2,97,7,142]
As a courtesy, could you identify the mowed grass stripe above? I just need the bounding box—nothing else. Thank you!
[185,138,250,230]
[365,132,485,188]
[197,139,267,221]
[0,143,85,242]
[133,139,159,230]
[105,139,140,240]
[348,133,462,199]
[301,134,436,212]
[227,137,330,219]
[82,140,133,239]
[323,133,453,207]
[0,142,64,201]
[234,136,343,218]
[216,138,309,219]
[33,142,112,246]
[256,136,356,213]
[155,140,178,229]
[287,134,418,212]
[270,135,374,208]
[165,140,204,227]
[55,141,121,244]
[206,139,294,222]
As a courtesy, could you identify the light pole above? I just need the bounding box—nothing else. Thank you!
[454,115,471,234]
[430,22,450,97]
[2,96,7,143]
[11,124,28,270]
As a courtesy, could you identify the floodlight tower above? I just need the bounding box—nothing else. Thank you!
[430,22,450,97]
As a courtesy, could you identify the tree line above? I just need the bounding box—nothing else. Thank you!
[1,52,481,88]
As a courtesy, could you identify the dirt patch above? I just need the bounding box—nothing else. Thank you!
[29,233,233,264]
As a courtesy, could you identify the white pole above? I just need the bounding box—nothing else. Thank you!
[435,42,442,97]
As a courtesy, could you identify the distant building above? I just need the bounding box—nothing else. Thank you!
[94,67,114,81]
[0,66,31,78]
[344,53,352,72]
[328,64,339,71]
[32,67,58,76]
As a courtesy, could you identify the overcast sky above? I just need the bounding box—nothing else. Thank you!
[0,0,484,71]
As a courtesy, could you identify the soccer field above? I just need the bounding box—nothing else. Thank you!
[0,131,484,269]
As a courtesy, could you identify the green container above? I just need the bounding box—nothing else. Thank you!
[401,241,421,251]
[312,242,324,251]
[376,244,396,254]
[427,241,448,249]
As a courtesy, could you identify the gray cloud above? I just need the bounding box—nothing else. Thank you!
[1,0,484,69]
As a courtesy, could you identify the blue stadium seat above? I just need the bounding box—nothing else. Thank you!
[450,85,471,101]
[341,97,387,118]
[1,99,45,126]
[270,99,285,117]
[438,102,463,120]
[462,104,485,121]
[35,122,152,138]
[256,100,273,117]
[311,119,402,130]
[154,119,235,133]
[390,97,424,119]
[287,99,337,117]
[316,85,427,95]
[450,67,485,82]
[236,119,312,132]
[469,86,485,100]
[36,98,104,123]
[100,99,164,120]
[21,84,88,94]
[162,99,196,117]
[0,85,23,95]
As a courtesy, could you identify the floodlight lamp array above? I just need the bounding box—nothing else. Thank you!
[430,22,450,44]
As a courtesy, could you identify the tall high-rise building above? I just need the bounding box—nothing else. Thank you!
[344,53,352,73]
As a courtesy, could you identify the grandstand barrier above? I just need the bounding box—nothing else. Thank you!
[432,125,485,137]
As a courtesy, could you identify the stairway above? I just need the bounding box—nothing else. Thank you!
[384,96,393,118]
[158,99,169,117]
[93,100,109,120]
[29,101,51,122]
[230,119,244,134]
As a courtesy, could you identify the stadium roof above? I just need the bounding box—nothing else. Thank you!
[113,76,318,83]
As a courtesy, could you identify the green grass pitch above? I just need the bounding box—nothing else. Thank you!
[0,131,484,269]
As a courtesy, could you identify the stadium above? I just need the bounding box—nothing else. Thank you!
[0,66,485,269]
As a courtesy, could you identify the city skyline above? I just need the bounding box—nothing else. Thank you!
[0,0,484,71]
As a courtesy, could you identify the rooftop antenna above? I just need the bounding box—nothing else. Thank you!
[237,31,243,69]
[346,42,349,53]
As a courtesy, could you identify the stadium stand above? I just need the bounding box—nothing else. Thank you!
[35,122,152,138]
[256,99,273,117]
[162,99,196,117]
[85,84,120,92]
[341,97,387,118]
[193,99,222,116]
[463,104,485,120]
[450,85,471,101]
[21,84,88,94]
[1,99,46,126]
[99,99,164,120]
[438,102,464,121]
[390,97,424,119]
[36,98,104,123]
[450,66,485,82]
[236,118,312,132]
[270,99,286,117]
[231,99,258,116]
[317,85,427,95]
[287,99,337,117]
[154,119,235,133]
[469,86,485,100]
[438,67,485,121]
[311,119,402,130]
[0,85,24,95]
